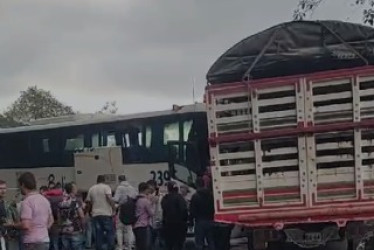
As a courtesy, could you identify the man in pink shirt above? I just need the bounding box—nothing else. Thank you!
[7,172,54,250]
[133,182,154,250]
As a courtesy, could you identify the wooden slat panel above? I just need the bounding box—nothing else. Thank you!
[317,173,354,183]
[214,92,249,100]
[259,110,296,119]
[219,151,255,161]
[221,175,256,182]
[258,96,296,106]
[263,171,299,179]
[313,91,352,102]
[318,167,354,175]
[219,164,256,172]
[315,116,353,124]
[317,142,353,150]
[216,115,250,125]
[261,122,298,129]
[263,177,299,188]
[314,103,352,113]
[262,147,298,156]
[361,100,374,109]
[215,102,250,112]
[262,159,299,168]
[220,180,257,190]
[312,79,351,88]
[360,88,374,97]
[316,155,354,163]
[257,85,294,94]
[359,76,374,83]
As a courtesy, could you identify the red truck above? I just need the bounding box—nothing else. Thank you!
[205,20,374,250]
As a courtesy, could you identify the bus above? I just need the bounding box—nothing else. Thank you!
[0,103,208,197]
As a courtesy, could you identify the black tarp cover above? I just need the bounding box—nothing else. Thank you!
[206,20,374,84]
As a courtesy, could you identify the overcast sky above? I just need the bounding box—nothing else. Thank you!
[0,0,363,114]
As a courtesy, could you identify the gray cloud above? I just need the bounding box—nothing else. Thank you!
[0,0,360,113]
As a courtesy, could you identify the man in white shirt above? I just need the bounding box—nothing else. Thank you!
[86,175,115,250]
[113,175,137,250]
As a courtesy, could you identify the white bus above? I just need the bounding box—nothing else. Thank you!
[0,104,208,198]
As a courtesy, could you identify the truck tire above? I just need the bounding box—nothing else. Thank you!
[325,238,348,250]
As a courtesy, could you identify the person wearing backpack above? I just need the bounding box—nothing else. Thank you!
[43,186,64,250]
[133,182,154,250]
[58,182,85,250]
[161,181,188,250]
[113,175,137,250]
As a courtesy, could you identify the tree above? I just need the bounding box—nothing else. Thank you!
[4,86,75,123]
[0,114,22,128]
[294,0,374,25]
[97,101,118,114]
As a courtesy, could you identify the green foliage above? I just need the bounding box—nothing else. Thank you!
[294,0,374,25]
[4,86,75,123]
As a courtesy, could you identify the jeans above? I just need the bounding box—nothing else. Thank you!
[23,243,50,250]
[49,236,59,250]
[194,220,215,250]
[61,234,84,250]
[151,228,164,250]
[116,219,134,250]
[85,217,95,248]
[93,215,115,250]
[49,224,60,250]
[133,226,152,250]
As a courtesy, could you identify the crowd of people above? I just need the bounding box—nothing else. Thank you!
[0,172,233,250]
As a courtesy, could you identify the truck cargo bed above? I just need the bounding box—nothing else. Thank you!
[206,66,374,228]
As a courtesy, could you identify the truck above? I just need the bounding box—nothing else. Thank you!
[205,20,374,249]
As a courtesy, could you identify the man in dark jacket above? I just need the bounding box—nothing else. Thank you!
[190,177,215,250]
[161,181,188,250]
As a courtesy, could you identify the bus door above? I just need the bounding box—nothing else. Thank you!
[167,140,201,187]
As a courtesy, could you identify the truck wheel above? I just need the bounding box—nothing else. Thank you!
[325,238,348,250]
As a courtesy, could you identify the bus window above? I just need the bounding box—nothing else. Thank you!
[92,133,99,147]
[164,122,179,145]
[123,133,130,148]
[42,139,50,153]
[107,133,116,147]
[64,135,84,151]
[146,126,152,148]
[183,120,193,142]
[138,131,143,146]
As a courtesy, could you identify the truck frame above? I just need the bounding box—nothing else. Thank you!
[206,66,374,249]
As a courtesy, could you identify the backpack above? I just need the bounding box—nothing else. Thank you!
[59,199,82,233]
[119,197,138,225]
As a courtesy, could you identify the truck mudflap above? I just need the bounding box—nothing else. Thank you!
[207,66,374,228]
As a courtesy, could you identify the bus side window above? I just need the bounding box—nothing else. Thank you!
[106,133,117,147]
[122,133,130,148]
[183,120,193,142]
[42,138,50,153]
[164,122,179,145]
[91,133,100,148]
[64,134,84,151]
[146,126,152,148]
